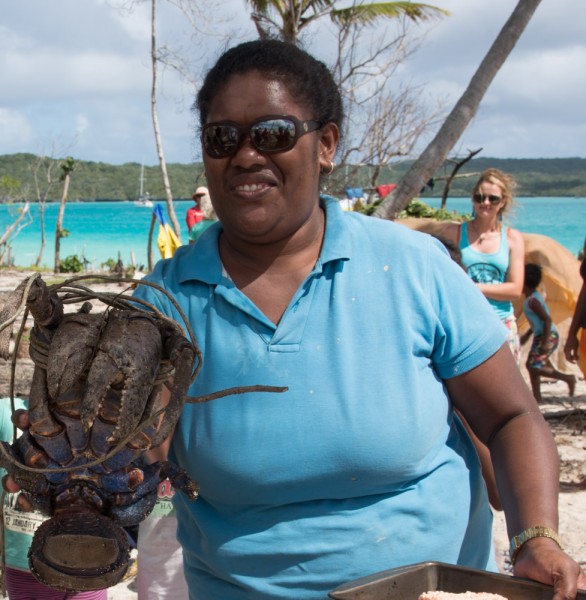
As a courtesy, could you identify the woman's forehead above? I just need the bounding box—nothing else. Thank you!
[479,179,503,191]
[207,73,306,121]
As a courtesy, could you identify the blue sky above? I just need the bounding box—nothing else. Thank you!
[1,0,585,164]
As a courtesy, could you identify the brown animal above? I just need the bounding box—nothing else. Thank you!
[0,274,286,591]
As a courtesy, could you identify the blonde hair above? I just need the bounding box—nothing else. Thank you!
[472,168,517,218]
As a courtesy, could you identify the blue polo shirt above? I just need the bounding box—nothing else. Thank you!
[135,197,506,600]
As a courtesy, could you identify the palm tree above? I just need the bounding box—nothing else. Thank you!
[374,0,542,219]
[246,1,448,44]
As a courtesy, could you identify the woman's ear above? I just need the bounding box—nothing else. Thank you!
[318,122,340,171]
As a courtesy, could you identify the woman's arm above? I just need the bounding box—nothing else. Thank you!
[478,227,525,302]
[520,327,533,346]
[145,385,174,464]
[564,279,585,363]
[446,344,586,598]
[456,409,502,511]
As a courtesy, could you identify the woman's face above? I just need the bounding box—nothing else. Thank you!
[473,180,505,220]
[202,71,338,245]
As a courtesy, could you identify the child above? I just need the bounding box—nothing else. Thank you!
[521,263,576,401]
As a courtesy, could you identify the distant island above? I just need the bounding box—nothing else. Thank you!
[1,153,585,202]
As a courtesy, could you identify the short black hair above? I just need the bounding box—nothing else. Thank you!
[524,263,542,288]
[195,39,344,136]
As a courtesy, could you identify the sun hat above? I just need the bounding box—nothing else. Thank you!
[192,186,216,220]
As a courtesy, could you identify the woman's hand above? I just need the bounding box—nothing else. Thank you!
[564,334,579,363]
[2,408,34,511]
[11,407,30,430]
[513,538,586,599]
[447,344,585,598]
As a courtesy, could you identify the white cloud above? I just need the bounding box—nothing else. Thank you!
[74,113,91,138]
[0,109,35,153]
[400,0,586,159]
[104,0,152,42]
[1,0,585,162]
[3,51,148,101]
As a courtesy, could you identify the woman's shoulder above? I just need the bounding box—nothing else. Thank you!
[505,225,524,249]
[505,225,523,239]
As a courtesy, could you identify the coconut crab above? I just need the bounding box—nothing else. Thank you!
[0,274,286,592]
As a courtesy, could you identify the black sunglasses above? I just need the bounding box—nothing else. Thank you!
[473,192,502,205]
[202,115,322,159]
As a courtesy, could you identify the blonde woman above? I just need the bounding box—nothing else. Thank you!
[444,168,525,365]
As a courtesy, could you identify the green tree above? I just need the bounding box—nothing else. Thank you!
[0,175,22,202]
[246,0,447,44]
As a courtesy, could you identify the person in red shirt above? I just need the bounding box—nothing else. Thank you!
[186,186,206,233]
[187,185,218,244]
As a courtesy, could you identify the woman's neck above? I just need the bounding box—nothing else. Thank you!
[220,208,325,277]
[468,217,501,247]
[218,210,325,325]
[470,216,500,233]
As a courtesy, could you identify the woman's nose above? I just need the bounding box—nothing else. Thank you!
[230,135,267,168]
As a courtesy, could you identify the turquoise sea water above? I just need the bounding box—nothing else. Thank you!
[1,197,585,269]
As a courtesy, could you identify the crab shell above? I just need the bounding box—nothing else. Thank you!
[8,282,198,591]
[29,511,130,592]
[0,275,286,592]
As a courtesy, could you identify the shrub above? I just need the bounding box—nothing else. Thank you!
[59,254,85,273]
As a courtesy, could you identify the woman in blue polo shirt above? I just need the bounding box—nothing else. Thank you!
[7,39,583,600]
[129,39,585,600]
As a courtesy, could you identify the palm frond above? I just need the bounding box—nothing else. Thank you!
[330,2,449,27]
[300,0,337,11]
[244,0,276,16]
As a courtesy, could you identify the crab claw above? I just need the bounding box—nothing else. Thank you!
[150,346,195,448]
[46,313,104,400]
[81,311,162,441]
[26,277,64,329]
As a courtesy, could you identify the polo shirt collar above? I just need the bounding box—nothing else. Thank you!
[175,195,352,285]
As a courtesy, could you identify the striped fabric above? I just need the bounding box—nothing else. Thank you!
[4,567,108,600]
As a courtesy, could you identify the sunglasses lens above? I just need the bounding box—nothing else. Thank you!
[251,118,296,152]
[202,116,313,158]
[203,124,240,158]
[473,193,501,204]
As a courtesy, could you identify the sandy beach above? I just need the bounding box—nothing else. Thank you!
[0,270,584,598]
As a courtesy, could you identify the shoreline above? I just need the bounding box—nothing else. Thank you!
[2,198,585,271]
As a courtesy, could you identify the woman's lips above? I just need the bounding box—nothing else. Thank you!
[234,182,270,193]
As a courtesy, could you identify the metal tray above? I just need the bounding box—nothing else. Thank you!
[329,561,586,599]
